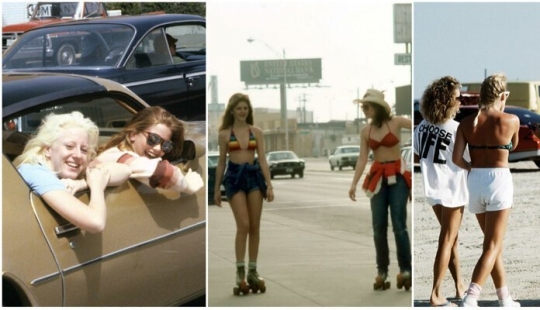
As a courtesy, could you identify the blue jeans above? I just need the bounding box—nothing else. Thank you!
[370,174,411,274]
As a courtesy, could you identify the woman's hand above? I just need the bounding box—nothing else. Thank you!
[85,166,110,192]
[266,187,274,202]
[60,178,87,195]
[348,185,357,201]
[183,168,204,194]
[214,190,222,207]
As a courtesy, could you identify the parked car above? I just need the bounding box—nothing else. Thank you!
[401,144,412,171]
[329,145,360,171]
[266,151,305,179]
[2,2,109,52]
[414,95,540,168]
[2,13,206,121]
[2,72,206,306]
[207,151,226,204]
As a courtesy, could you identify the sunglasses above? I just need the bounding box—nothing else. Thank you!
[361,105,370,111]
[455,95,463,102]
[144,132,174,154]
[499,91,510,99]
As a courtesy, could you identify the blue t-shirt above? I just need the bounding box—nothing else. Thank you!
[18,163,67,196]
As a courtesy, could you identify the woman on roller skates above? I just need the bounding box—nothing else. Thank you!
[414,76,468,306]
[453,73,520,307]
[214,93,274,295]
[348,89,412,292]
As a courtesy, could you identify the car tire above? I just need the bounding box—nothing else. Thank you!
[330,164,334,171]
[56,43,77,66]
[338,164,342,171]
[291,173,295,179]
[534,160,540,168]
[270,173,275,179]
[352,165,356,170]
[299,171,304,178]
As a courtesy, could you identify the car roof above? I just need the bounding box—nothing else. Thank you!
[2,72,148,116]
[29,13,205,33]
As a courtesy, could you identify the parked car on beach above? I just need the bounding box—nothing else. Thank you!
[2,13,206,121]
[329,145,360,171]
[414,94,540,168]
[266,150,305,179]
[2,72,206,306]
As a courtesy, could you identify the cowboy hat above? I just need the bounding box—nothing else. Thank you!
[353,89,391,114]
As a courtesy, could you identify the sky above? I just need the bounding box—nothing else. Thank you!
[414,2,540,99]
[207,0,411,123]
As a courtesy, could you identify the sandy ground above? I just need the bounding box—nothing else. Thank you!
[413,161,540,307]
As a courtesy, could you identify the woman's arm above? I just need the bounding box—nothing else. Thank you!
[42,166,110,233]
[452,124,471,172]
[349,125,370,201]
[253,126,274,202]
[214,130,228,207]
[396,115,412,130]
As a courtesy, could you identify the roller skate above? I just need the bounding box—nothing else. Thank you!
[396,270,411,291]
[373,271,391,290]
[233,263,250,296]
[247,262,266,294]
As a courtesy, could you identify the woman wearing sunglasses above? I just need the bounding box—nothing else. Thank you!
[96,106,203,194]
[214,93,274,295]
[414,76,468,307]
[453,73,520,307]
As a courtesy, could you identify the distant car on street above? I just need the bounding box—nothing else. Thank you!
[207,151,226,204]
[2,13,206,121]
[329,145,360,171]
[266,151,305,179]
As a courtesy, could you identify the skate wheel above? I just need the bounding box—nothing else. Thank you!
[385,281,391,289]
[233,287,240,296]
[260,286,266,293]
[373,283,378,290]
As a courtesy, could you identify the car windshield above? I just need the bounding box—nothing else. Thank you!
[3,24,135,68]
[268,152,297,161]
[338,147,359,154]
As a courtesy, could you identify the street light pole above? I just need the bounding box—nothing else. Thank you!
[247,37,288,150]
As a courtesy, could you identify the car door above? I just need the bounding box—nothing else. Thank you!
[122,24,206,121]
[30,157,206,306]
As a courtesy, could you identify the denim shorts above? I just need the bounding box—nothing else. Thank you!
[223,161,267,200]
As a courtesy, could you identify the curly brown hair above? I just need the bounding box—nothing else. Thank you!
[420,76,461,124]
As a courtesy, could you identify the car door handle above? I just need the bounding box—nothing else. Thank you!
[55,223,80,236]
[186,76,199,87]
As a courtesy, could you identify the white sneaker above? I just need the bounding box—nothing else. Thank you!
[498,296,520,307]
[460,295,479,307]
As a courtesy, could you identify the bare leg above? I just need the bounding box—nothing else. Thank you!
[430,204,465,306]
[471,209,510,287]
[229,192,250,262]
[247,189,264,262]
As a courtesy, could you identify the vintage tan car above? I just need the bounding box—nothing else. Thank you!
[2,72,206,306]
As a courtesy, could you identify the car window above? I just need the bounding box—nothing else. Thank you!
[3,96,136,160]
[3,24,134,68]
[166,24,205,61]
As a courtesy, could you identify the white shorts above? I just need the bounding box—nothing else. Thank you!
[468,168,513,214]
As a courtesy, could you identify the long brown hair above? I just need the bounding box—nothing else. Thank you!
[98,106,184,161]
[219,93,254,130]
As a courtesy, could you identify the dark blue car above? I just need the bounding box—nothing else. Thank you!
[2,13,206,121]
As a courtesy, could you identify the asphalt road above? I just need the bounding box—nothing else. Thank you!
[207,157,413,307]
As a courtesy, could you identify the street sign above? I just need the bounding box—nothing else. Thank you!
[394,53,411,65]
[393,3,412,44]
[240,58,322,85]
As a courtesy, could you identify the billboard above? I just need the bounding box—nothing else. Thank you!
[393,3,412,44]
[241,58,322,85]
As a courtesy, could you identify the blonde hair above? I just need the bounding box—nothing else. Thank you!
[219,93,254,131]
[13,111,99,170]
[474,73,507,126]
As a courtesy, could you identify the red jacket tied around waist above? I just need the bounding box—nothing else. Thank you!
[362,159,411,198]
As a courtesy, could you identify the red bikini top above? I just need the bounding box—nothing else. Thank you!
[368,122,400,150]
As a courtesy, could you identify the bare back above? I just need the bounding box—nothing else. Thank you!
[459,110,519,168]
